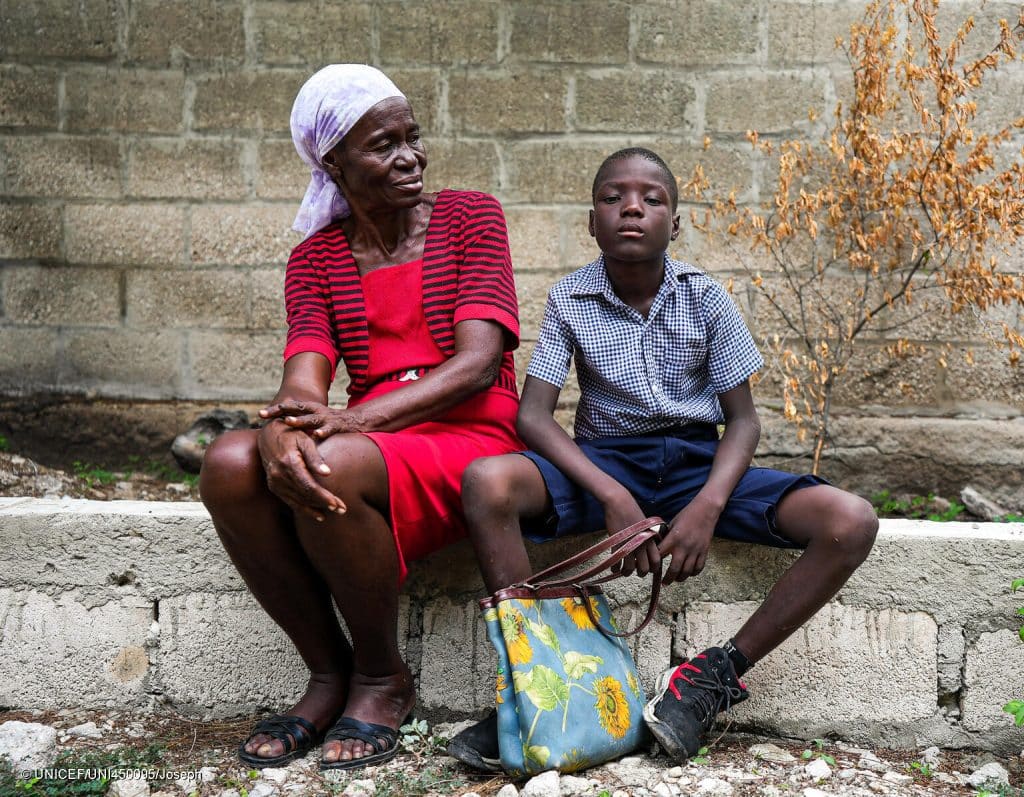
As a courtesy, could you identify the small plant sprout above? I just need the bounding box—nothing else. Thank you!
[691,745,711,765]
[1003,578,1024,727]
[801,739,836,766]
[908,760,934,779]
[398,718,446,759]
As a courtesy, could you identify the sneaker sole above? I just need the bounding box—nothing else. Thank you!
[446,738,502,774]
[642,667,698,763]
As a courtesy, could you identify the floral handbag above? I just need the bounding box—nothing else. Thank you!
[481,518,666,776]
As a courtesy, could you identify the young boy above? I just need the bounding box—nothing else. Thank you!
[447,148,878,770]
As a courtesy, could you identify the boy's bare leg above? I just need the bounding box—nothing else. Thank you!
[731,484,878,663]
[461,454,552,593]
[646,484,877,763]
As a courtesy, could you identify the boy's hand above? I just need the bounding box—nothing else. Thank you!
[603,491,661,578]
[659,495,720,584]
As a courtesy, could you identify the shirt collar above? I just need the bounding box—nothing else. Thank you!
[570,254,702,299]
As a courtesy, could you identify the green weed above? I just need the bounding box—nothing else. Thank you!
[72,461,119,489]
[1,745,166,796]
[800,739,836,766]
[691,745,711,765]
[0,435,8,452]
[325,760,468,797]
[870,490,966,521]
[1003,578,1024,727]
[908,760,934,779]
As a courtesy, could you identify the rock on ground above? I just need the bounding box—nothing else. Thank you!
[0,720,57,770]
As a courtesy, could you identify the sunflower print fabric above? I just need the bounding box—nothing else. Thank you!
[484,592,648,776]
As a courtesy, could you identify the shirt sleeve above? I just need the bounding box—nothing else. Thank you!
[703,282,764,394]
[282,247,339,379]
[452,193,521,350]
[525,292,574,389]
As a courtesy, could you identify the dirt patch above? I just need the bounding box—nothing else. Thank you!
[0,450,199,502]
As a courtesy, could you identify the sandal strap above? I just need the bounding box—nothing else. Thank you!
[323,717,399,754]
[249,714,318,748]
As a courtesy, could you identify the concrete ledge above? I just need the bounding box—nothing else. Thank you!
[1,498,1022,752]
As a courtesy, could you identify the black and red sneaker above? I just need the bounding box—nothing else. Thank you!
[642,647,749,761]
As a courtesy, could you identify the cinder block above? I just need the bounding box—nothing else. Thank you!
[973,69,1024,135]
[706,72,828,134]
[505,207,562,273]
[767,3,860,66]
[127,0,244,65]
[0,0,120,59]
[188,331,286,398]
[160,590,411,715]
[159,592,307,714]
[255,140,308,200]
[419,599,497,714]
[962,629,1024,731]
[450,70,568,134]
[0,66,58,128]
[423,139,500,194]
[250,268,286,330]
[934,2,1024,65]
[379,1,499,65]
[575,72,696,133]
[611,605,673,696]
[625,137,755,201]
[193,71,305,133]
[256,2,372,66]
[3,265,121,326]
[562,209,599,269]
[509,2,629,63]
[683,601,938,730]
[62,329,183,393]
[635,0,761,66]
[126,139,246,200]
[2,137,121,199]
[505,141,617,203]
[0,588,152,710]
[65,204,186,266]
[515,269,560,341]
[388,69,442,135]
[0,327,59,390]
[0,203,61,260]
[65,68,185,134]
[942,344,1024,407]
[190,204,297,267]
[127,269,248,329]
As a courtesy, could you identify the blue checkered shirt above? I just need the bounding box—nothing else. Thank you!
[526,255,764,440]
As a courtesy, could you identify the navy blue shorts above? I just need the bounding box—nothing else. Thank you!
[520,425,826,548]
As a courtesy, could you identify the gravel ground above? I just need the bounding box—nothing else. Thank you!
[1,708,1020,797]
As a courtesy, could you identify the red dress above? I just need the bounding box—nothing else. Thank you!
[281,191,523,583]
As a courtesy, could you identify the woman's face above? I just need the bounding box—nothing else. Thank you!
[324,96,427,213]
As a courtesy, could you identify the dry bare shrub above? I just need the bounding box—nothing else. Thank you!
[688,0,1024,473]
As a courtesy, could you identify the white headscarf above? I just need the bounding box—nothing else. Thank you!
[290,64,406,240]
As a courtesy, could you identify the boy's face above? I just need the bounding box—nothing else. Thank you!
[589,157,680,264]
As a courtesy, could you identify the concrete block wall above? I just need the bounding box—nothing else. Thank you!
[0,0,1022,496]
[1,498,1023,753]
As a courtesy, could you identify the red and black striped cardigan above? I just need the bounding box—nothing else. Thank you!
[283,189,520,396]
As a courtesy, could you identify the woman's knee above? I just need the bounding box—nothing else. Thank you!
[198,430,264,510]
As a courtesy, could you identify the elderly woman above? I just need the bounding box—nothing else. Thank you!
[199,64,521,771]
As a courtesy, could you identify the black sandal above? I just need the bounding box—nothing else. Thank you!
[237,714,320,768]
[320,716,402,771]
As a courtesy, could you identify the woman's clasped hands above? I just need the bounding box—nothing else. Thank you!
[256,400,361,522]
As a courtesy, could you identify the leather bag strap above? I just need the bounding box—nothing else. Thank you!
[504,517,667,639]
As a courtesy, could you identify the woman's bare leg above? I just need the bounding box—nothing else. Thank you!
[294,432,416,763]
[200,430,353,758]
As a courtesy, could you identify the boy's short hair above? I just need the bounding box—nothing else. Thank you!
[591,147,679,210]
